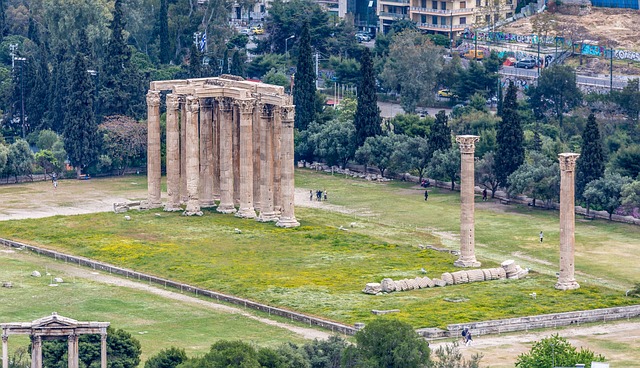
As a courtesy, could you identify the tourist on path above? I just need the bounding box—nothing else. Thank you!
[465,330,473,346]
[424,190,429,201]
[539,231,544,243]
[309,190,313,201]
[482,188,487,201]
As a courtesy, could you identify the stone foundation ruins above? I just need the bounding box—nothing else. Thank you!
[144,75,299,228]
[362,260,528,294]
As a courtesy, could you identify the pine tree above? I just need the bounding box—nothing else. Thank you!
[222,48,229,75]
[292,22,316,131]
[354,48,382,148]
[63,52,99,178]
[428,110,451,157]
[189,43,203,78]
[496,81,504,117]
[230,49,245,77]
[495,81,525,189]
[46,44,69,134]
[158,0,170,64]
[576,113,605,199]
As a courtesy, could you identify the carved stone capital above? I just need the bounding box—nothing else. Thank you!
[220,97,234,112]
[200,97,214,109]
[455,135,480,154]
[558,153,580,172]
[186,96,199,112]
[166,94,180,110]
[68,334,78,342]
[235,99,256,115]
[146,90,161,107]
[280,105,295,122]
[261,104,273,118]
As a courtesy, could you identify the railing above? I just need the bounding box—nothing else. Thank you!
[410,6,474,13]
[379,0,410,4]
[379,11,408,18]
[417,22,466,31]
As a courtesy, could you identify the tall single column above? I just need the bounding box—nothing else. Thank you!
[200,98,215,207]
[218,98,237,213]
[272,106,282,215]
[257,105,278,222]
[184,96,203,216]
[68,334,79,368]
[165,94,182,211]
[252,106,261,211]
[100,333,107,368]
[556,153,581,290]
[236,99,257,218]
[276,106,300,228]
[2,334,8,368]
[233,106,241,206]
[30,335,42,368]
[454,135,481,268]
[145,90,162,209]
[213,100,221,201]
[180,102,188,202]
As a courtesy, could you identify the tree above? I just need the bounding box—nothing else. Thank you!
[507,151,560,208]
[527,65,582,126]
[222,48,230,75]
[345,319,431,368]
[6,139,34,182]
[230,49,245,77]
[575,113,605,202]
[428,110,451,158]
[64,52,100,178]
[516,334,605,368]
[428,147,460,190]
[0,143,9,179]
[188,44,203,78]
[355,133,405,178]
[612,78,640,123]
[495,81,525,190]
[158,0,170,64]
[292,22,316,131]
[36,129,60,151]
[354,48,382,148]
[35,150,58,178]
[583,171,633,220]
[264,0,331,54]
[475,152,500,199]
[311,119,357,169]
[394,135,431,182]
[46,44,69,134]
[145,347,188,368]
[99,115,147,175]
[612,145,640,180]
[380,30,444,113]
[302,335,347,368]
[431,342,483,368]
[201,340,261,368]
[390,114,432,138]
[621,179,640,212]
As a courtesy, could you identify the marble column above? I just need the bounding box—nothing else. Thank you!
[213,100,221,201]
[2,334,8,368]
[30,335,42,368]
[164,94,182,211]
[236,99,257,218]
[218,98,237,213]
[272,106,282,215]
[252,106,261,211]
[68,334,79,368]
[180,102,188,202]
[233,106,241,206]
[100,333,107,368]
[257,104,278,222]
[199,98,215,207]
[145,90,162,209]
[454,135,481,268]
[276,106,300,228]
[184,96,203,216]
[556,153,581,291]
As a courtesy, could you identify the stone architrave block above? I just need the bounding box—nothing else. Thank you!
[433,278,447,287]
[363,283,382,294]
[381,278,396,292]
[441,272,454,285]
[467,269,485,282]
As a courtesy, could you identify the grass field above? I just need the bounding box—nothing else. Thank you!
[0,170,638,331]
[0,250,309,361]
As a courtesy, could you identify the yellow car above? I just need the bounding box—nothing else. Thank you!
[437,89,457,98]
[251,27,264,35]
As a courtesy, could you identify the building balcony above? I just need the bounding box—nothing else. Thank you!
[417,22,467,31]
[379,11,409,18]
[379,0,410,4]
[410,7,475,15]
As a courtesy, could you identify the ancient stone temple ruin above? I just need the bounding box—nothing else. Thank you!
[556,153,580,290]
[455,135,481,267]
[144,76,299,228]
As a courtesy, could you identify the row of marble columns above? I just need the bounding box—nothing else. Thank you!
[1,333,106,368]
[454,135,579,290]
[146,90,299,227]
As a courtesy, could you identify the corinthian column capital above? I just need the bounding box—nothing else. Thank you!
[186,96,199,112]
[146,90,161,107]
[280,105,295,122]
[558,153,580,172]
[235,99,256,115]
[166,94,180,110]
[455,135,480,154]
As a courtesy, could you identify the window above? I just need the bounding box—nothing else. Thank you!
[460,16,466,24]
[476,0,481,6]
[441,1,447,9]
[476,15,482,23]
[494,14,499,22]
[432,1,438,8]
[422,15,427,22]
[485,14,490,22]
[506,12,513,18]
[460,1,466,8]
[441,17,447,25]
[432,15,438,24]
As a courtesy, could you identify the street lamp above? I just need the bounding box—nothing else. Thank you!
[285,35,295,60]
[87,70,99,117]
[15,57,26,139]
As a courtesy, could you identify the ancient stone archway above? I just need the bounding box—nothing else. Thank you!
[1,313,109,368]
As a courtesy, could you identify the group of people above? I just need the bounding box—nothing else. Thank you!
[310,190,327,201]
[461,327,473,346]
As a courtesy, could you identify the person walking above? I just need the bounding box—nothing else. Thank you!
[323,190,328,201]
[424,190,429,201]
[539,231,544,243]
[465,330,473,346]
[310,190,313,201]
[482,188,487,201]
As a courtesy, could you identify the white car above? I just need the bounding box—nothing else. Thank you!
[240,28,252,35]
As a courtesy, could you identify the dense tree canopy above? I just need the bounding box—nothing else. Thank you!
[495,81,525,189]
[354,48,382,148]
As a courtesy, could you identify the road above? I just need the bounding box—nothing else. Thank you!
[500,66,629,89]
[377,101,452,118]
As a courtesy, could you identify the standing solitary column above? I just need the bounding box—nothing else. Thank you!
[100,333,107,368]
[213,100,221,201]
[257,105,278,222]
[184,96,203,216]
[236,99,257,218]
[218,98,237,213]
[145,90,162,209]
[454,135,481,268]
[165,94,182,211]
[276,106,300,228]
[31,335,42,368]
[68,334,79,368]
[556,153,581,290]
[200,98,215,207]
[180,103,188,202]
[2,334,8,368]
[252,107,261,211]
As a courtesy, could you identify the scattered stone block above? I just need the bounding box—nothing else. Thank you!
[371,309,400,315]
[467,269,485,282]
[433,278,447,287]
[381,278,396,292]
[31,271,41,277]
[354,322,366,330]
[441,272,454,285]
[451,271,469,284]
[363,283,382,295]
[2,282,12,288]
[124,215,132,221]
[53,277,64,283]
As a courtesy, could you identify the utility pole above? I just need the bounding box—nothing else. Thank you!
[9,44,18,70]
[315,51,319,89]
[610,46,613,92]
[16,57,26,139]
[537,38,541,76]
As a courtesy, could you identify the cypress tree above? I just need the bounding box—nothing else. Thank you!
[576,113,605,199]
[292,22,316,131]
[230,49,245,77]
[46,44,69,134]
[494,81,525,189]
[188,43,203,78]
[496,81,504,117]
[354,48,382,148]
[428,110,451,156]
[158,0,170,64]
[63,52,99,178]
[26,42,50,131]
[0,0,6,41]
[222,48,229,75]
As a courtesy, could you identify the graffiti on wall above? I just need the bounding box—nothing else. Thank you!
[613,49,640,62]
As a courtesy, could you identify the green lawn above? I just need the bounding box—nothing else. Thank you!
[0,170,638,330]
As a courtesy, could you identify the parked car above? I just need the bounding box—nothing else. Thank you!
[355,33,371,42]
[251,27,264,35]
[462,49,484,60]
[515,58,537,69]
[437,89,457,98]
[240,28,252,35]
